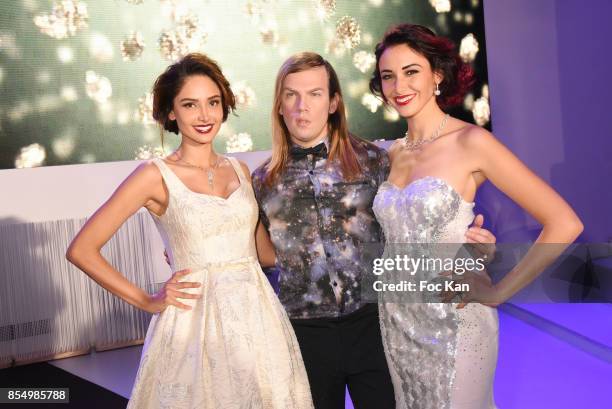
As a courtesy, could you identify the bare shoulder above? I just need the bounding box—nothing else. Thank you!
[235,158,252,183]
[456,123,498,151]
[126,160,163,188]
[389,137,404,151]
[387,138,404,159]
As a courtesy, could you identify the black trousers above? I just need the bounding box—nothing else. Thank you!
[290,304,395,409]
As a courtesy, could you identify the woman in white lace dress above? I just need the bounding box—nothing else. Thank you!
[67,53,313,409]
[368,24,583,409]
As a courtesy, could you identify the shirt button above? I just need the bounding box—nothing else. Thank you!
[332,281,338,287]
[308,170,314,175]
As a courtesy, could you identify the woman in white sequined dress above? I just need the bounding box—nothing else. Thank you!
[67,53,313,409]
[368,24,583,409]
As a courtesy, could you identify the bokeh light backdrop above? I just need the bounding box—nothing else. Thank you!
[0,0,489,169]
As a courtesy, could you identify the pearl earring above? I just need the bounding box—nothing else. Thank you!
[434,83,441,96]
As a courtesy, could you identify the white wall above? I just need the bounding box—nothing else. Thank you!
[0,151,272,225]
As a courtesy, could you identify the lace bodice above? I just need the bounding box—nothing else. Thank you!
[150,157,258,269]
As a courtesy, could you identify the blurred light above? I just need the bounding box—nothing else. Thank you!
[243,0,263,24]
[142,127,158,142]
[21,0,39,12]
[0,31,22,59]
[160,0,190,23]
[295,8,311,28]
[7,101,33,122]
[459,33,479,62]
[117,109,131,125]
[429,0,451,13]
[259,20,279,46]
[15,143,46,168]
[158,29,184,61]
[85,71,112,103]
[336,16,361,50]
[383,107,400,122]
[325,36,347,58]
[232,81,257,108]
[472,96,490,126]
[361,92,382,113]
[136,92,155,126]
[453,11,463,22]
[352,51,376,74]
[346,79,369,98]
[33,0,88,39]
[159,14,208,61]
[436,13,449,32]
[52,135,75,159]
[135,145,165,160]
[89,33,114,63]
[121,31,145,61]
[37,71,52,84]
[315,0,336,21]
[36,94,62,112]
[463,93,475,110]
[369,0,384,7]
[482,84,489,99]
[278,43,290,58]
[0,66,4,84]
[362,32,373,46]
[80,153,96,163]
[465,13,474,25]
[125,0,144,4]
[61,85,78,102]
[226,132,254,153]
[471,0,480,8]
[218,122,235,138]
[96,101,114,124]
[57,45,74,63]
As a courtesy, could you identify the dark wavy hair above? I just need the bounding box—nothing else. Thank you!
[369,24,474,108]
[152,53,236,136]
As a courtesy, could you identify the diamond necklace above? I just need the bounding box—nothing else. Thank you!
[403,113,450,151]
[176,152,223,189]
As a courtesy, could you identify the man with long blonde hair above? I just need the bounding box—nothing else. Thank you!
[251,52,395,409]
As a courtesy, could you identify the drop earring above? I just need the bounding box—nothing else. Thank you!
[434,83,441,96]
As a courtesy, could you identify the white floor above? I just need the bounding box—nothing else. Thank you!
[48,306,612,408]
[50,345,142,399]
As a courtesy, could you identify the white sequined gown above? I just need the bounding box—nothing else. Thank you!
[373,177,498,409]
[127,157,313,409]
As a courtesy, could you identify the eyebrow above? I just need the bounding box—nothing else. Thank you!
[380,63,422,73]
[179,95,221,102]
[283,87,324,93]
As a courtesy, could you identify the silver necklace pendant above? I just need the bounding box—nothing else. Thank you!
[177,154,222,190]
[403,113,450,151]
[207,169,214,189]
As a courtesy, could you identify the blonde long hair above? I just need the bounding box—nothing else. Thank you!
[264,52,365,185]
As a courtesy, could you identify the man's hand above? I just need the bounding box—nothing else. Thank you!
[465,214,496,262]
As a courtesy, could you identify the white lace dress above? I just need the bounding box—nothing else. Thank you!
[127,157,313,409]
[373,177,499,409]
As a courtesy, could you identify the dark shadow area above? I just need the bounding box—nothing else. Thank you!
[0,362,127,408]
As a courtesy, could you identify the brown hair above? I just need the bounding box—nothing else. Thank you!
[369,24,474,108]
[265,52,364,185]
[152,53,236,143]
